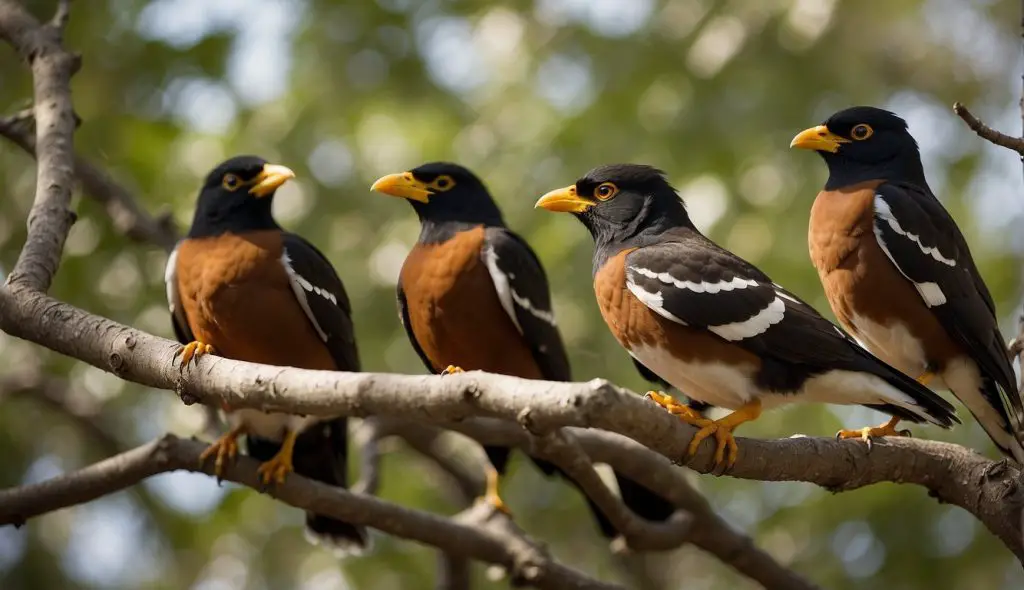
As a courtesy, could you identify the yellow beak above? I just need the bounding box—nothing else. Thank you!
[534,185,594,213]
[249,164,296,198]
[370,172,432,203]
[790,125,851,153]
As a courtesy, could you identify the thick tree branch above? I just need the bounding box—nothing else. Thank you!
[0,0,80,292]
[0,434,620,590]
[0,288,1020,565]
[0,109,179,252]
[953,102,1024,155]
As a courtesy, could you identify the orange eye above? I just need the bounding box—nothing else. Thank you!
[594,182,618,200]
[851,124,873,141]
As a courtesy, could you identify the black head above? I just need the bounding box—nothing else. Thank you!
[186,155,295,238]
[370,162,505,237]
[790,106,926,190]
[534,164,694,250]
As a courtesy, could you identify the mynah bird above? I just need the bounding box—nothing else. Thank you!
[535,163,959,469]
[370,161,676,540]
[166,155,368,553]
[792,106,1024,461]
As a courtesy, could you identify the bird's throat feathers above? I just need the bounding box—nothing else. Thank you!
[188,193,280,238]
[820,149,928,191]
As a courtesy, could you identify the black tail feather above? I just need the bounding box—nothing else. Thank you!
[850,348,959,428]
[247,418,369,556]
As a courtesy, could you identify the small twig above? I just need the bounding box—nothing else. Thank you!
[953,102,1024,155]
[51,0,71,33]
[0,373,120,454]
[531,429,691,552]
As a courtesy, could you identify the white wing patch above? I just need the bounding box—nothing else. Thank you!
[874,196,956,266]
[872,196,949,307]
[483,245,557,333]
[281,250,336,341]
[626,277,687,325]
[164,247,179,314]
[631,266,758,293]
[708,296,786,341]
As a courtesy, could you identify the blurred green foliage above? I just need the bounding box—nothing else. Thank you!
[1,0,1024,588]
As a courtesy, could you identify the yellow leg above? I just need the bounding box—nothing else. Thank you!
[256,429,298,485]
[481,465,512,515]
[835,416,909,446]
[644,391,712,425]
[686,400,762,470]
[835,372,931,446]
[199,423,245,479]
[442,365,465,375]
[177,341,216,371]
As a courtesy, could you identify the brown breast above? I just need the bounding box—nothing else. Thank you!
[809,182,959,369]
[593,248,759,368]
[400,226,542,378]
[175,230,336,371]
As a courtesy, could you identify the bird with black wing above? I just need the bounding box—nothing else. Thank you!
[791,106,1024,461]
[370,162,676,541]
[536,163,959,469]
[166,155,368,554]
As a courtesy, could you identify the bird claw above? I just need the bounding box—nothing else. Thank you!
[835,417,910,451]
[177,341,216,372]
[441,365,465,376]
[687,422,740,472]
[199,428,242,480]
[256,452,294,485]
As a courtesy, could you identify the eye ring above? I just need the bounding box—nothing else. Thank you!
[431,174,455,191]
[851,124,874,141]
[222,173,242,191]
[594,182,618,201]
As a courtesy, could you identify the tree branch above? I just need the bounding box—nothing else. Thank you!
[953,102,1024,155]
[0,286,1020,563]
[0,434,622,590]
[451,419,820,590]
[0,109,179,252]
[0,0,80,292]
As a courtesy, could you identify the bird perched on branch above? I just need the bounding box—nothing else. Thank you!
[166,155,368,554]
[535,163,959,469]
[792,106,1024,461]
[370,161,676,540]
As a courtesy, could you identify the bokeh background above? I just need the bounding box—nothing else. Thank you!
[2,0,1024,588]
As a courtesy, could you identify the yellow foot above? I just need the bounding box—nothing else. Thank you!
[835,416,910,450]
[644,391,712,425]
[479,465,512,516]
[177,341,216,371]
[917,372,934,386]
[442,365,465,375]
[256,429,298,485]
[199,424,245,479]
[686,400,762,471]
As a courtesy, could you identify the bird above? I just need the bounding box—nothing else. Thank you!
[791,106,1024,461]
[370,161,677,540]
[535,163,959,469]
[166,155,369,554]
